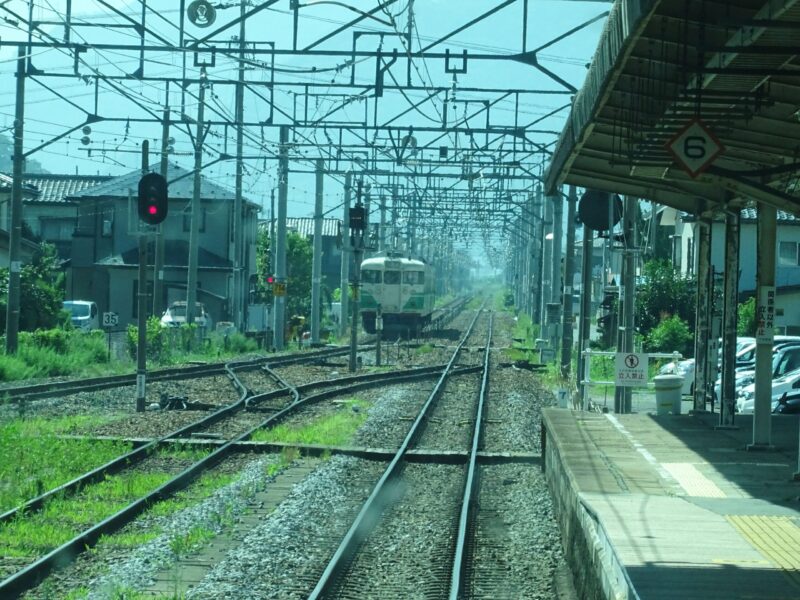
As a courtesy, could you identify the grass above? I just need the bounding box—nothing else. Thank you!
[169,525,216,557]
[0,471,172,557]
[0,415,131,513]
[416,343,434,355]
[251,397,371,446]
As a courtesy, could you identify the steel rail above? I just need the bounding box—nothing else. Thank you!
[0,346,363,525]
[308,303,487,599]
[449,311,494,599]
[0,344,360,402]
[0,360,455,597]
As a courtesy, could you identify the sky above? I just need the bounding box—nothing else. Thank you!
[0,0,610,259]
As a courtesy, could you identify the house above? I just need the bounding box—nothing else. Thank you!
[674,209,800,335]
[0,228,40,266]
[0,173,112,260]
[68,164,260,328]
[259,217,343,292]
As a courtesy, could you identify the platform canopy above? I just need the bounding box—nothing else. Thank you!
[544,0,800,216]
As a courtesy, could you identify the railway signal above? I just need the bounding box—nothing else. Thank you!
[137,173,168,225]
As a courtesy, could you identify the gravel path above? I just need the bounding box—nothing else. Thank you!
[188,456,386,599]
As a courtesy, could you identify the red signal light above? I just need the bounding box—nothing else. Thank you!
[148,205,158,215]
[266,275,275,284]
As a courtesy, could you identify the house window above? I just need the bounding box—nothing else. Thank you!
[183,207,206,233]
[101,207,114,237]
[779,241,799,266]
[132,280,154,318]
[40,218,76,241]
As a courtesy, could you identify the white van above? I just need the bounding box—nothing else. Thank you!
[63,300,99,331]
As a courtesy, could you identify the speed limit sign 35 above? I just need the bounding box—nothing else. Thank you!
[666,119,725,178]
[102,312,119,328]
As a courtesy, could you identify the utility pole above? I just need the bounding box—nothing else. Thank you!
[153,103,169,317]
[578,226,593,408]
[339,173,351,338]
[561,185,577,378]
[379,194,387,252]
[232,4,246,330]
[136,141,150,413]
[311,159,324,344]
[349,181,366,372]
[186,68,207,330]
[614,195,637,414]
[6,47,25,354]
[550,193,563,353]
[273,125,289,350]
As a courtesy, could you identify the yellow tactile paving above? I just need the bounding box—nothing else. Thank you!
[728,515,800,589]
[661,462,726,497]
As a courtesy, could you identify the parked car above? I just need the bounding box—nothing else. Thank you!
[737,366,800,414]
[657,359,695,396]
[718,342,800,407]
[160,301,212,329]
[773,391,800,414]
[62,300,99,331]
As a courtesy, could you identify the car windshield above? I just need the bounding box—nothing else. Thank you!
[64,302,89,318]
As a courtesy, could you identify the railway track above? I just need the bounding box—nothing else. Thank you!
[308,305,493,598]
[0,344,479,597]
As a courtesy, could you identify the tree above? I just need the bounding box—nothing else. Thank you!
[645,314,693,357]
[738,296,757,336]
[254,228,313,319]
[0,243,65,333]
[635,259,696,339]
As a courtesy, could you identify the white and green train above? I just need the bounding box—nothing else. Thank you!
[359,255,435,336]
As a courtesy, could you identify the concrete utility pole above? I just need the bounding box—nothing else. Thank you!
[614,195,637,414]
[561,185,577,378]
[311,159,324,344]
[5,47,25,354]
[540,192,553,332]
[186,68,207,328]
[379,194,387,252]
[578,226,593,408]
[349,181,366,372]
[550,193,563,352]
[532,186,544,325]
[693,222,712,412]
[719,209,740,427]
[136,141,150,413]
[339,173,352,338]
[526,192,535,319]
[751,203,777,450]
[153,104,170,317]
[232,3,247,330]
[273,125,290,351]
[391,184,399,250]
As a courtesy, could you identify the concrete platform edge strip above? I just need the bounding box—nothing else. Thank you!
[543,412,639,600]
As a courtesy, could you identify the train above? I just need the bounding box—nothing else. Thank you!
[359,254,436,337]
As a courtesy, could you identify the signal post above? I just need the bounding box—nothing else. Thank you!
[135,142,168,412]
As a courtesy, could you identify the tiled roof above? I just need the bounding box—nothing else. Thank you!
[259,217,341,238]
[23,174,112,203]
[71,164,258,207]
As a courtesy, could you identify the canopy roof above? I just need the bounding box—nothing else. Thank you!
[545,0,800,216]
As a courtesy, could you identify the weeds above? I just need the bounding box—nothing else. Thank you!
[251,397,371,446]
[0,416,130,512]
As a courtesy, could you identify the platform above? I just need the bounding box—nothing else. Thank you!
[542,409,800,600]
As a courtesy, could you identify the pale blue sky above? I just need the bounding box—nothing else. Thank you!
[0,0,609,231]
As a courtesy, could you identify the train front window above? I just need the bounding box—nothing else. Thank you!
[403,271,424,284]
[362,270,382,284]
[384,270,401,284]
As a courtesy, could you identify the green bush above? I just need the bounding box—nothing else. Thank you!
[738,297,757,336]
[0,328,110,381]
[645,315,693,357]
[127,317,171,363]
